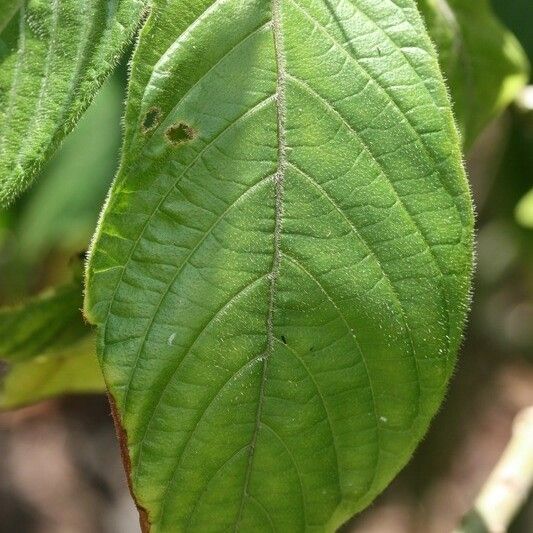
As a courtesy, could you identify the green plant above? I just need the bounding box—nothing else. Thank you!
[0,1,529,531]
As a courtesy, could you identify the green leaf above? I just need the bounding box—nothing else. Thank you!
[418,0,530,148]
[0,0,145,207]
[86,1,474,531]
[0,270,103,409]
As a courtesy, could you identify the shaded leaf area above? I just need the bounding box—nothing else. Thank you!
[86,0,474,531]
[0,0,145,206]
[0,270,103,410]
[418,0,529,148]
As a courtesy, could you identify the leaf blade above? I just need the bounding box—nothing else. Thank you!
[86,1,474,530]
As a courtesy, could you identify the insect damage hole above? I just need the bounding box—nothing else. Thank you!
[142,107,162,133]
[165,122,196,146]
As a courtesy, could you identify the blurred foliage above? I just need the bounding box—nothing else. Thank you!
[0,72,124,303]
[492,0,533,65]
[473,99,533,357]
[0,334,101,410]
[15,77,123,263]
[0,264,102,410]
[0,59,124,408]
[419,0,529,148]
[0,53,126,408]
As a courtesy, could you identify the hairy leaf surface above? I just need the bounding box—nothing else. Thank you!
[0,273,103,409]
[86,1,474,531]
[418,0,529,148]
[0,0,145,206]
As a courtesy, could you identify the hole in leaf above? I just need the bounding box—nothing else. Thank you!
[142,107,161,133]
[165,122,195,146]
[281,335,287,345]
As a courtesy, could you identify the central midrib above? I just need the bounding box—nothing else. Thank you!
[233,0,288,529]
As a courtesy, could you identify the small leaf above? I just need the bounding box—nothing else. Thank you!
[0,269,104,409]
[0,0,145,207]
[418,0,530,148]
[86,1,474,531]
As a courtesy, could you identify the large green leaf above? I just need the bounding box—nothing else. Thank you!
[418,0,529,148]
[0,271,103,409]
[0,0,145,207]
[85,1,474,531]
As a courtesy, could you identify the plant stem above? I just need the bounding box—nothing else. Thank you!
[455,406,533,533]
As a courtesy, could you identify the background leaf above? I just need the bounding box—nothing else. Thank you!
[0,268,103,410]
[492,0,533,63]
[0,0,145,206]
[0,68,125,304]
[86,0,474,531]
[418,0,529,148]
[0,335,102,410]
[15,75,124,262]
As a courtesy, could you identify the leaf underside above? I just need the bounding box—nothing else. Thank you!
[0,0,145,207]
[0,274,102,410]
[85,0,474,531]
[418,0,529,148]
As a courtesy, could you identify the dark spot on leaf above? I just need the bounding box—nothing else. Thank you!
[165,122,196,146]
[281,335,287,345]
[142,107,161,133]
